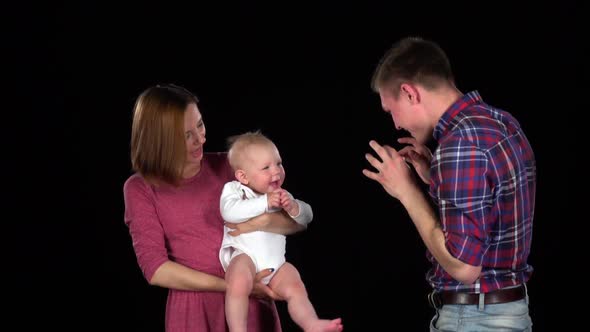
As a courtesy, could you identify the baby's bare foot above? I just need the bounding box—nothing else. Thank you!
[306,318,343,332]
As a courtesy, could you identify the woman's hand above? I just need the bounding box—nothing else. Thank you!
[225,213,269,236]
[250,268,284,301]
[225,210,304,236]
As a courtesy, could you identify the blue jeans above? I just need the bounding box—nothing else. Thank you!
[429,299,532,331]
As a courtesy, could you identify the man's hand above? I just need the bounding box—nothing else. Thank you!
[397,136,432,184]
[363,140,419,201]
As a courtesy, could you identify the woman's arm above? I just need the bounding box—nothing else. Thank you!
[225,210,306,236]
[150,261,284,300]
[149,261,225,290]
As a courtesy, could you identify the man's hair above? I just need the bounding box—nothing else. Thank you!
[371,36,455,97]
[130,83,199,186]
[227,130,275,170]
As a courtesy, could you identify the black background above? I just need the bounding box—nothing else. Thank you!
[7,1,583,331]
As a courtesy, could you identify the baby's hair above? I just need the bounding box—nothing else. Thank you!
[227,130,275,170]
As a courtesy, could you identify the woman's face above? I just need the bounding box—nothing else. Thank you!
[183,103,206,171]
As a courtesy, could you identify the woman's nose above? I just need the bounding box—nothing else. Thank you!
[196,133,206,144]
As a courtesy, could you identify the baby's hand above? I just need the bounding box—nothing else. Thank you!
[280,190,299,217]
[267,190,282,209]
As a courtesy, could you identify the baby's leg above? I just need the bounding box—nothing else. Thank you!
[225,253,256,332]
[269,263,343,332]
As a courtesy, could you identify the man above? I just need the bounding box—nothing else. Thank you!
[363,36,535,331]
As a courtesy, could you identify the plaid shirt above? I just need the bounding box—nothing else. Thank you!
[426,91,536,293]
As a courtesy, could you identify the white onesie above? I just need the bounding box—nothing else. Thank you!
[219,181,313,284]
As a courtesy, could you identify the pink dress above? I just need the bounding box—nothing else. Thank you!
[123,152,282,331]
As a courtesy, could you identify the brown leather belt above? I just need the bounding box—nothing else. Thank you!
[428,284,526,308]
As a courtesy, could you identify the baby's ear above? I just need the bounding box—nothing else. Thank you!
[235,169,248,185]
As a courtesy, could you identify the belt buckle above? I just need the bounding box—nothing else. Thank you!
[428,291,442,309]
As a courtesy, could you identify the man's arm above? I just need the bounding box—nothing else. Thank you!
[363,140,481,284]
[401,186,481,284]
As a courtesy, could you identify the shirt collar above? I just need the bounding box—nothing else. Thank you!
[433,90,483,141]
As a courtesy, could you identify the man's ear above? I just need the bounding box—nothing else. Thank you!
[400,83,421,104]
[235,169,248,185]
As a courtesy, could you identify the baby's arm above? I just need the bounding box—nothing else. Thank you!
[280,191,299,217]
[280,190,313,227]
[267,190,282,211]
[220,182,267,223]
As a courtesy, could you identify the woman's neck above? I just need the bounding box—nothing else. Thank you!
[182,163,202,179]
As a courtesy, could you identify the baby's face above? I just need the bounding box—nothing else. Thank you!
[241,143,285,194]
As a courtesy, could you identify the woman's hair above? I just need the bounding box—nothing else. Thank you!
[130,84,199,185]
[371,36,455,97]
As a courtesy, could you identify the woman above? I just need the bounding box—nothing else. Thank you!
[123,84,305,331]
